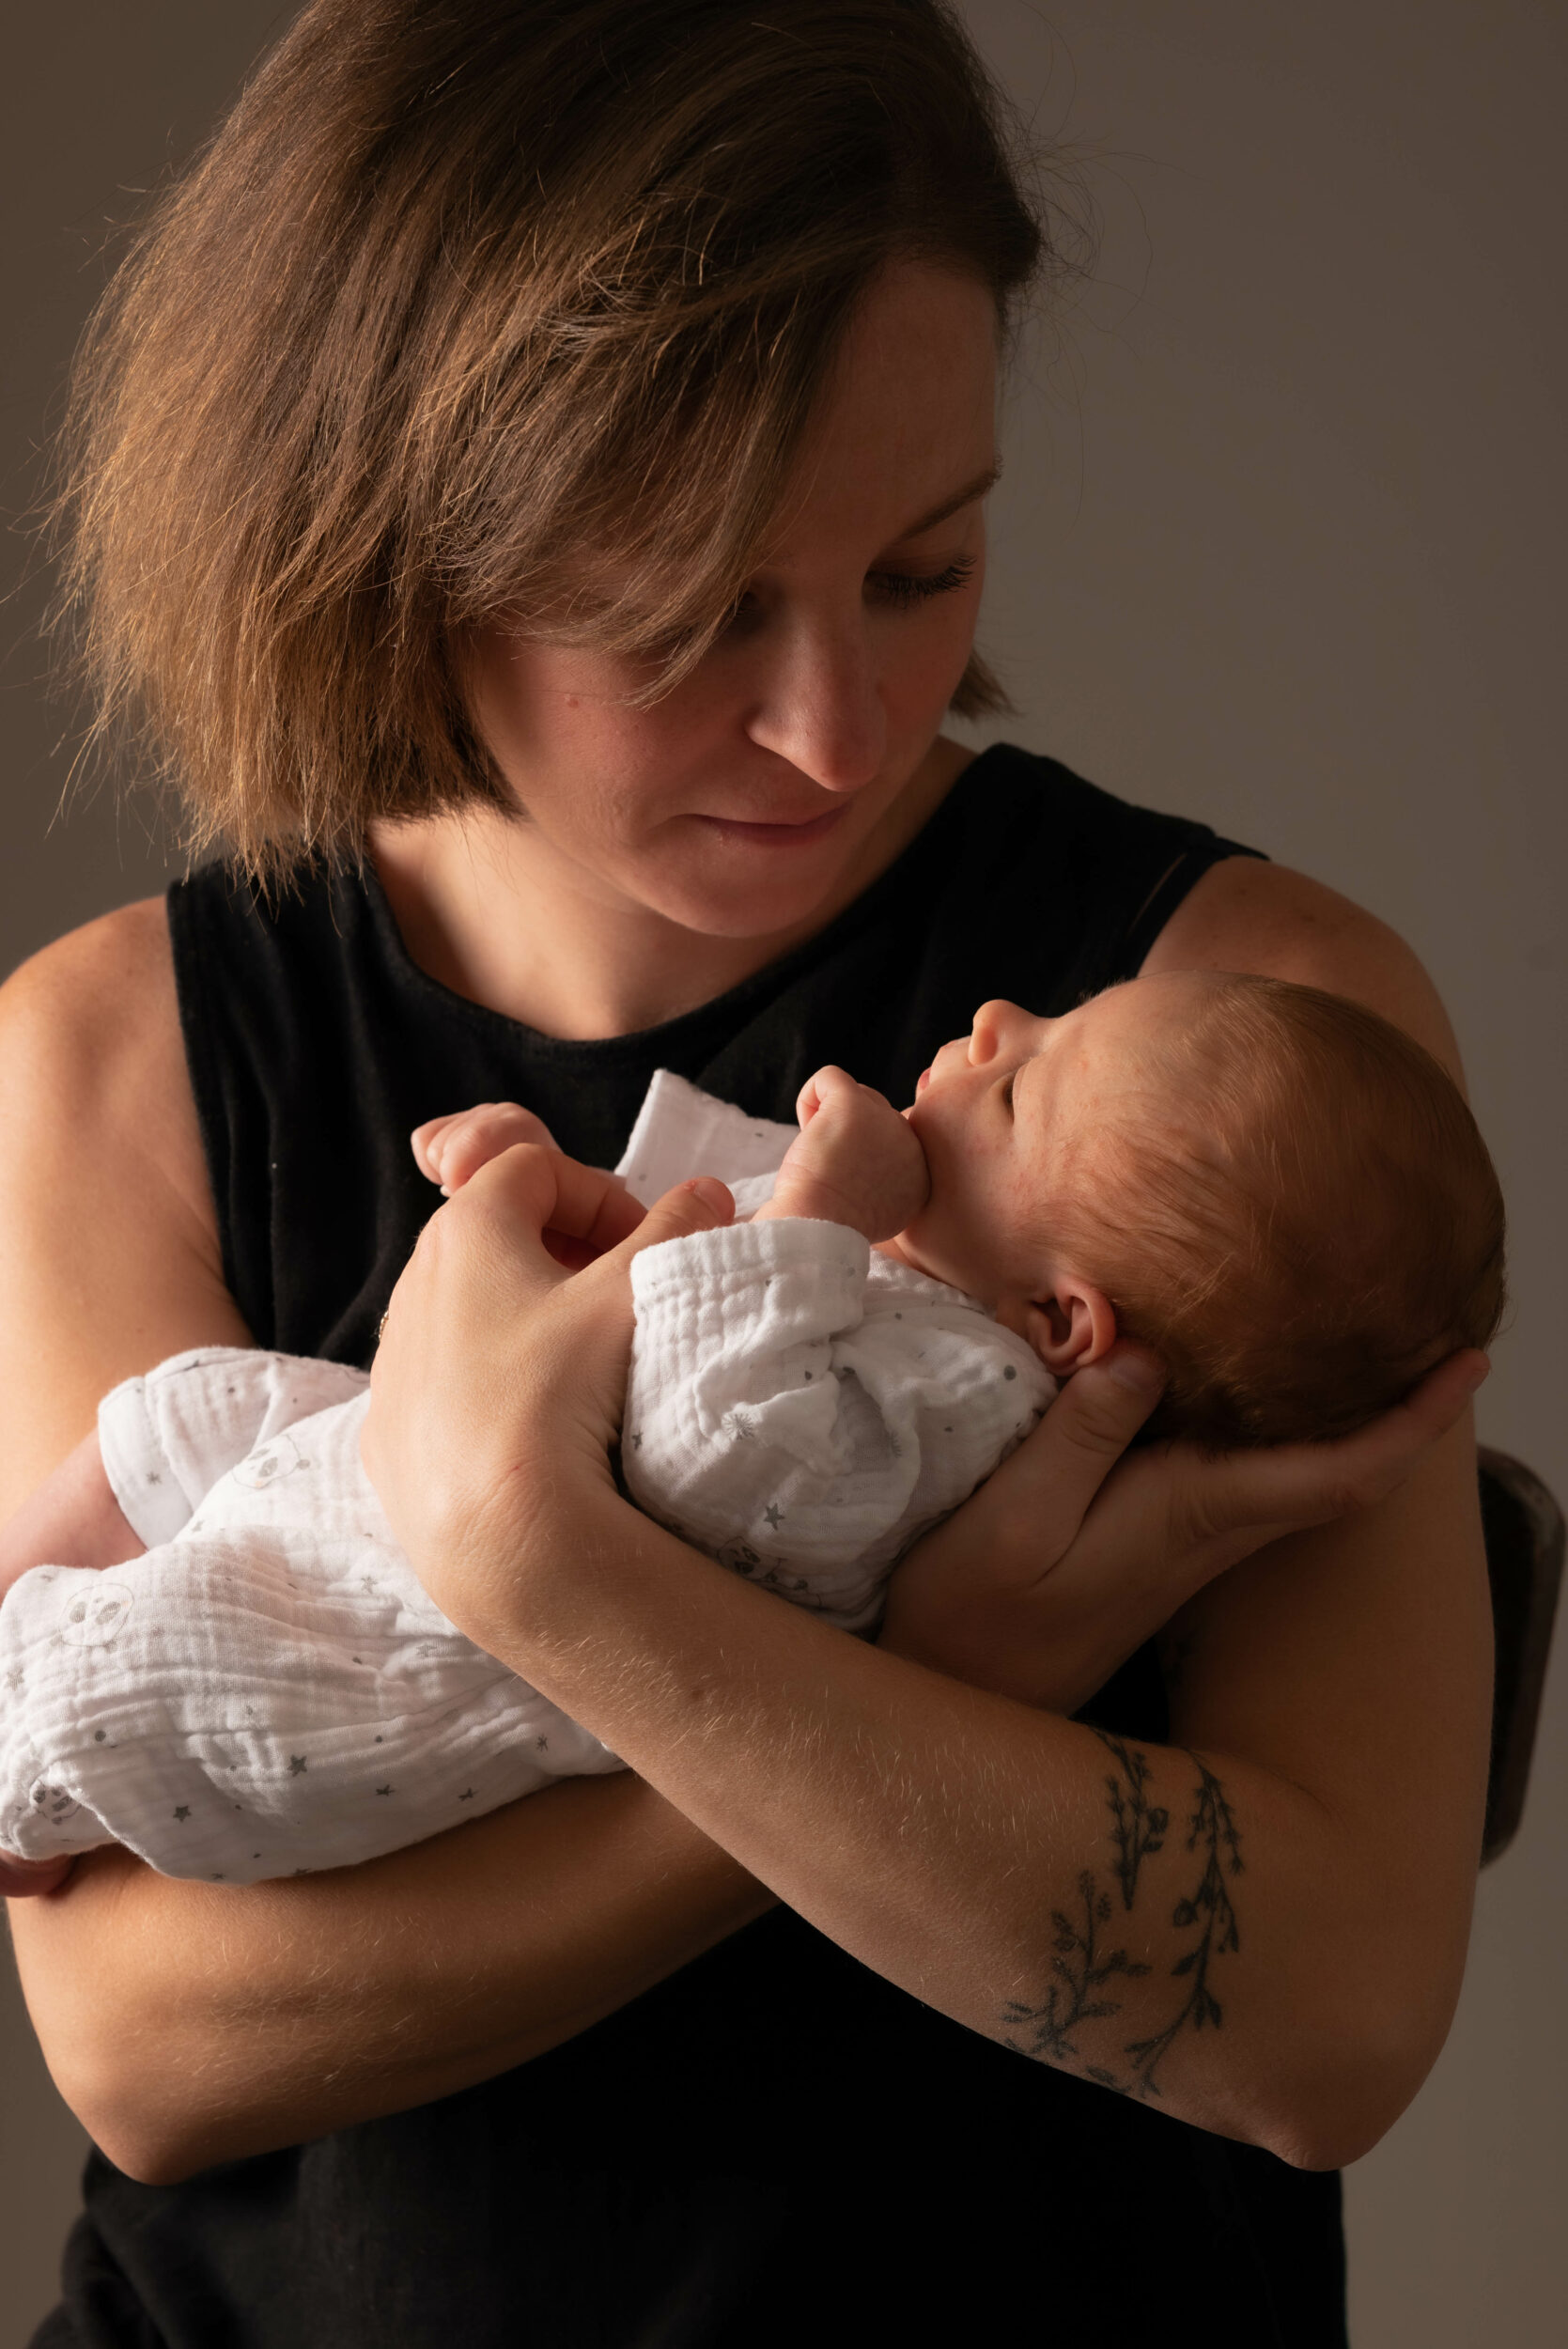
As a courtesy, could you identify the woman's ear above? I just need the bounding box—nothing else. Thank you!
[1020,1275,1118,1377]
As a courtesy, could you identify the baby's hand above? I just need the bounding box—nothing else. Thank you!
[410,1104,643,1271]
[411,1102,561,1193]
[761,1066,931,1242]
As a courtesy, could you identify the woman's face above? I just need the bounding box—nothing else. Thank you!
[466,261,1000,941]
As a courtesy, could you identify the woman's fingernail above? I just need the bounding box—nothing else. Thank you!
[1106,1346,1164,1395]
[685,1177,731,1212]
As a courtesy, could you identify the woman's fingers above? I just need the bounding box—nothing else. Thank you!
[464,1143,645,1263]
[365,1171,735,1649]
[584,1177,736,1309]
[1023,1343,1168,1548]
[378,1144,643,1370]
[1170,1347,1492,1556]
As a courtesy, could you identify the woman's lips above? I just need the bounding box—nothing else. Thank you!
[692,805,849,847]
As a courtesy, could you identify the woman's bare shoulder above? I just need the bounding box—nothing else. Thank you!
[1142,856,1463,1078]
[0,897,246,1506]
[0,895,210,1210]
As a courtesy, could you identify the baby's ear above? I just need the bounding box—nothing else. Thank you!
[1019,1276,1118,1377]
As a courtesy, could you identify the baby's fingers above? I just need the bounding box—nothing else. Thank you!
[411,1102,559,1191]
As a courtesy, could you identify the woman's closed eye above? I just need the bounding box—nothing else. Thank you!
[866,553,978,610]
[721,552,978,637]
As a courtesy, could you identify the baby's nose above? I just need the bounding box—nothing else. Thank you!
[968,999,1030,1064]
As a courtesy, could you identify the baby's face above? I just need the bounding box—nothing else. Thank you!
[898,971,1212,1308]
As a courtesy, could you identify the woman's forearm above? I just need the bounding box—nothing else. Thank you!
[470,1482,1476,2171]
[8,1769,770,2182]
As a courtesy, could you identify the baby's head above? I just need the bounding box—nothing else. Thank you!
[900,970,1505,1447]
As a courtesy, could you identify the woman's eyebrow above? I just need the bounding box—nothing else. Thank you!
[888,461,1002,544]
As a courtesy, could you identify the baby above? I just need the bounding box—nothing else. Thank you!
[0,969,1504,1887]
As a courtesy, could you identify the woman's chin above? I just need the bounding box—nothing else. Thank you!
[639,835,869,941]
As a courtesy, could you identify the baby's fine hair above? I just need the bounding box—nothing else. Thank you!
[1064,974,1506,1450]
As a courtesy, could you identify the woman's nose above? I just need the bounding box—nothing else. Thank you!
[967,999,1032,1065]
[742,611,888,793]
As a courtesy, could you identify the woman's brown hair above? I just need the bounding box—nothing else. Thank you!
[54,0,1081,882]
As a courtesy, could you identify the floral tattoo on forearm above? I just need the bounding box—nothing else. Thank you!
[1000,1732,1244,2099]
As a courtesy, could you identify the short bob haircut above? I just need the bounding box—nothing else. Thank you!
[55,0,1083,883]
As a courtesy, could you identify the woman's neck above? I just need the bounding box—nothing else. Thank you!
[368,739,975,1041]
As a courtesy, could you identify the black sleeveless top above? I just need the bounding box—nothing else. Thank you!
[39,747,1346,2348]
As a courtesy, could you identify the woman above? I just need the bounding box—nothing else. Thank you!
[3,3,1491,2341]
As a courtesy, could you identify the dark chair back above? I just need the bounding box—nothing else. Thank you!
[1479,1448,1564,1865]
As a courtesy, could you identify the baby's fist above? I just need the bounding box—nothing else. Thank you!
[411,1102,559,1193]
[766,1066,930,1241]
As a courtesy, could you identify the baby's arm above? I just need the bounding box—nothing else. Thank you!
[0,1435,144,1891]
[754,1066,929,1240]
[0,1429,144,1606]
[0,1347,371,1888]
[0,1346,373,1609]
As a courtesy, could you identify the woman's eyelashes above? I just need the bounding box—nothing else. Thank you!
[720,552,978,634]
[865,552,979,610]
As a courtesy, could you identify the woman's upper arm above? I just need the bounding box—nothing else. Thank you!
[0,896,250,1513]
[1144,854,1494,2056]
[1142,855,1467,1078]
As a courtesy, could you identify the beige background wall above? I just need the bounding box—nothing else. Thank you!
[2,4,1562,2341]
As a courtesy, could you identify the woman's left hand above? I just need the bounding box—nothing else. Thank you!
[362,1144,734,1652]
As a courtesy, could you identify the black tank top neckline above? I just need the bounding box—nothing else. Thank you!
[351,738,990,1074]
[39,742,1345,2349]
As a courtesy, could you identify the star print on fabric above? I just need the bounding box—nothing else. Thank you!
[458,1788,475,1801]
[630,1432,644,1450]
[361,1576,379,1594]
[212,1873,225,1880]
[376,1785,394,1797]
[764,1503,784,1529]
[289,1755,308,1776]
[5,1670,23,1691]
[536,1735,549,1750]
[173,1806,191,1822]
[147,1470,162,1485]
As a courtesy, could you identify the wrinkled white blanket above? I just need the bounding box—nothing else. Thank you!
[0,1071,1052,1882]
